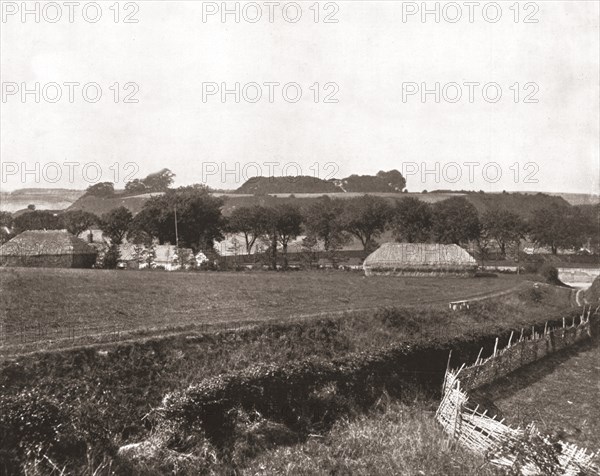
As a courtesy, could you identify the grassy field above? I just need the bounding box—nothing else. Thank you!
[0,268,527,347]
[484,340,600,450]
[0,283,578,474]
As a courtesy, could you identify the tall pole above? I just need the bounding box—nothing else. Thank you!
[174,205,179,248]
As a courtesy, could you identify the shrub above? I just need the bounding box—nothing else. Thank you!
[102,245,120,270]
[539,264,561,285]
[375,307,421,334]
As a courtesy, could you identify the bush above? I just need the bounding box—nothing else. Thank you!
[0,391,87,475]
[102,245,120,270]
[375,307,421,334]
[539,264,561,285]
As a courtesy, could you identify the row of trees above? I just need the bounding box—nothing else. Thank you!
[227,196,598,267]
[2,192,597,269]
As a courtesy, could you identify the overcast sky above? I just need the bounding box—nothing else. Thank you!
[1,1,598,193]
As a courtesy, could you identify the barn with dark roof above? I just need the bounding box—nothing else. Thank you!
[0,230,97,268]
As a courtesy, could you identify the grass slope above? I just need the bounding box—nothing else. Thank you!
[244,399,504,476]
[0,269,526,347]
[485,341,600,450]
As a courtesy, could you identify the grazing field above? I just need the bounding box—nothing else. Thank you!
[0,268,527,347]
[485,340,600,450]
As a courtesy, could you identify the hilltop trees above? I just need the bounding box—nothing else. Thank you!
[85,182,115,197]
[125,168,175,195]
[376,170,406,191]
[340,195,391,253]
[431,197,480,246]
[390,197,432,243]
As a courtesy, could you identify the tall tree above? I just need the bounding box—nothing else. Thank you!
[340,195,391,253]
[265,204,303,269]
[142,168,175,192]
[390,197,432,243]
[431,197,480,245]
[13,210,62,234]
[124,179,147,194]
[529,204,586,254]
[131,185,224,251]
[100,207,133,245]
[376,169,407,191]
[0,211,13,244]
[61,210,98,237]
[226,205,270,254]
[481,209,527,258]
[303,196,348,254]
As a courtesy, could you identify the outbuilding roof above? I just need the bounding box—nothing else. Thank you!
[363,243,477,270]
[0,230,97,256]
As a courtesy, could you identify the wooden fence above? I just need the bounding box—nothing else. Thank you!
[436,307,599,475]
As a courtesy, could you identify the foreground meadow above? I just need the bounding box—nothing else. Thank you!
[0,281,579,474]
[0,268,525,348]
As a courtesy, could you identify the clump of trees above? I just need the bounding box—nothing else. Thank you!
[129,185,224,251]
[124,168,175,195]
[83,169,176,198]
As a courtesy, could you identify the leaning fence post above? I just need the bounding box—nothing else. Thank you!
[443,350,452,393]
[475,347,484,365]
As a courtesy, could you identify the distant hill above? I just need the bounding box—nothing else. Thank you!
[464,192,570,219]
[235,176,339,194]
[17,183,577,224]
[546,193,599,206]
[66,192,163,216]
[0,188,84,213]
[235,171,406,195]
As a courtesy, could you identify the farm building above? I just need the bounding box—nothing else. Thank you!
[0,230,97,268]
[363,243,477,277]
[116,243,209,271]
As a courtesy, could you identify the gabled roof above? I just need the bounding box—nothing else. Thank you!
[363,243,477,269]
[0,230,97,256]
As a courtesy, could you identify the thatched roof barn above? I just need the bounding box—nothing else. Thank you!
[0,230,97,268]
[363,243,477,277]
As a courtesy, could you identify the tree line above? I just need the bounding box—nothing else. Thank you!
[1,191,597,269]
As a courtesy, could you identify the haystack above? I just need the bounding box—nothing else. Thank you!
[0,230,97,268]
[363,243,477,277]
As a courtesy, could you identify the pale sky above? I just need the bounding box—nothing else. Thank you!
[1,0,598,193]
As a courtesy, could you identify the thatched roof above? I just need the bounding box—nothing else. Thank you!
[363,243,477,271]
[0,230,97,257]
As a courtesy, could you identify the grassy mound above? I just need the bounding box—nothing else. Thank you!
[586,276,600,305]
